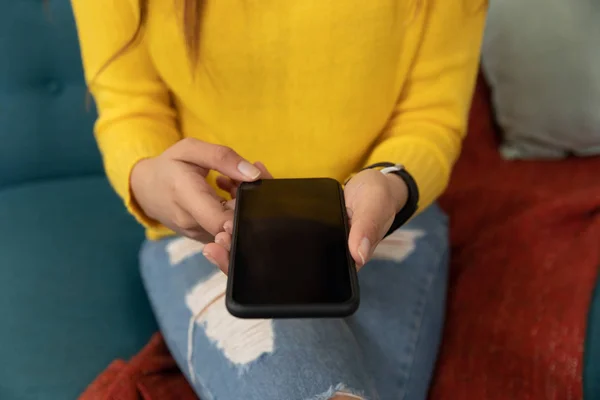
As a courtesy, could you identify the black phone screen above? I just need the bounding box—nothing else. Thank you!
[230,178,353,306]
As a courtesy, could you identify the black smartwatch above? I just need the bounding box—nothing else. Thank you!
[363,162,420,237]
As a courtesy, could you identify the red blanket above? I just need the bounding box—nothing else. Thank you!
[432,79,600,400]
[80,334,196,400]
[81,79,600,400]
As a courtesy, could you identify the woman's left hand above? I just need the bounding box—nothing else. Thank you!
[344,168,409,270]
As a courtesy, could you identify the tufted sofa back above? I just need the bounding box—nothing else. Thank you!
[0,0,102,190]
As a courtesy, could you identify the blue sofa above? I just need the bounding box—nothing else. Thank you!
[586,279,600,399]
[0,2,156,399]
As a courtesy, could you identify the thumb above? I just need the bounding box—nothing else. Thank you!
[347,193,394,268]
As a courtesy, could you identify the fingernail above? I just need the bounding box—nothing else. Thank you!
[237,161,261,180]
[357,237,371,266]
[215,236,229,251]
[220,240,231,251]
[223,221,233,234]
[203,250,217,266]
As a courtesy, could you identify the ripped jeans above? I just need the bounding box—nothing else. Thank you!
[140,204,449,400]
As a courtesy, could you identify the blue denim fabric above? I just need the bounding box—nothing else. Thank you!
[140,204,449,400]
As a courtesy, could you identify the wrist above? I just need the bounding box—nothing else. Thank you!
[385,173,409,214]
[131,157,153,189]
[130,158,156,213]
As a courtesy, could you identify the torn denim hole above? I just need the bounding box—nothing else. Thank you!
[185,272,274,383]
[166,237,206,266]
[372,228,425,263]
[307,383,367,400]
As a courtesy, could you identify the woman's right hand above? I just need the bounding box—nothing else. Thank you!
[130,138,269,243]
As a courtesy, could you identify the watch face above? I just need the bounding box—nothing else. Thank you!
[380,165,404,175]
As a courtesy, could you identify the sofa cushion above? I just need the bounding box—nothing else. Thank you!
[481,0,600,160]
[0,0,102,190]
[0,177,157,400]
[585,274,600,399]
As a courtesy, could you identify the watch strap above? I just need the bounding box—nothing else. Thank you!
[363,162,420,237]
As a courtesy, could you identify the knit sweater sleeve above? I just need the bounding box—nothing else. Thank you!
[364,0,486,212]
[72,0,180,232]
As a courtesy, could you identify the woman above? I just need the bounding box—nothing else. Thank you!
[72,1,485,399]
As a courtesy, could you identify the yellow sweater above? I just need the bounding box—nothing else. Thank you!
[72,0,486,240]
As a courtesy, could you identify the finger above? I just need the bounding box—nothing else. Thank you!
[225,199,236,212]
[346,191,394,269]
[172,138,263,182]
[228,179,241,199]
[203,242,230,274]
[180,229,214,243]
[216,176,238,198]
[214,231,232,252]
[161,201,215,242]
[223,220,234,235]
[346,207,354,224]
[176,180,234,236]
[216,176,234,192]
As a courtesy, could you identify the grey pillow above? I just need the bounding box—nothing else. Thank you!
[481,0,600,159]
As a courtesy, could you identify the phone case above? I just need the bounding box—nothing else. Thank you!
[225,178,360,319]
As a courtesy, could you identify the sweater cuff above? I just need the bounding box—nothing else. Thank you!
[101,135,175,232]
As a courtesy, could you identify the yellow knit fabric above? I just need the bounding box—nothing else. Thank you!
[72,0,486,240]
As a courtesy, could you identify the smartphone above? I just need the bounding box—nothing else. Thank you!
[226,178,359,319]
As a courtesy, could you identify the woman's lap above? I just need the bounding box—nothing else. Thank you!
[139,204,449,400]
